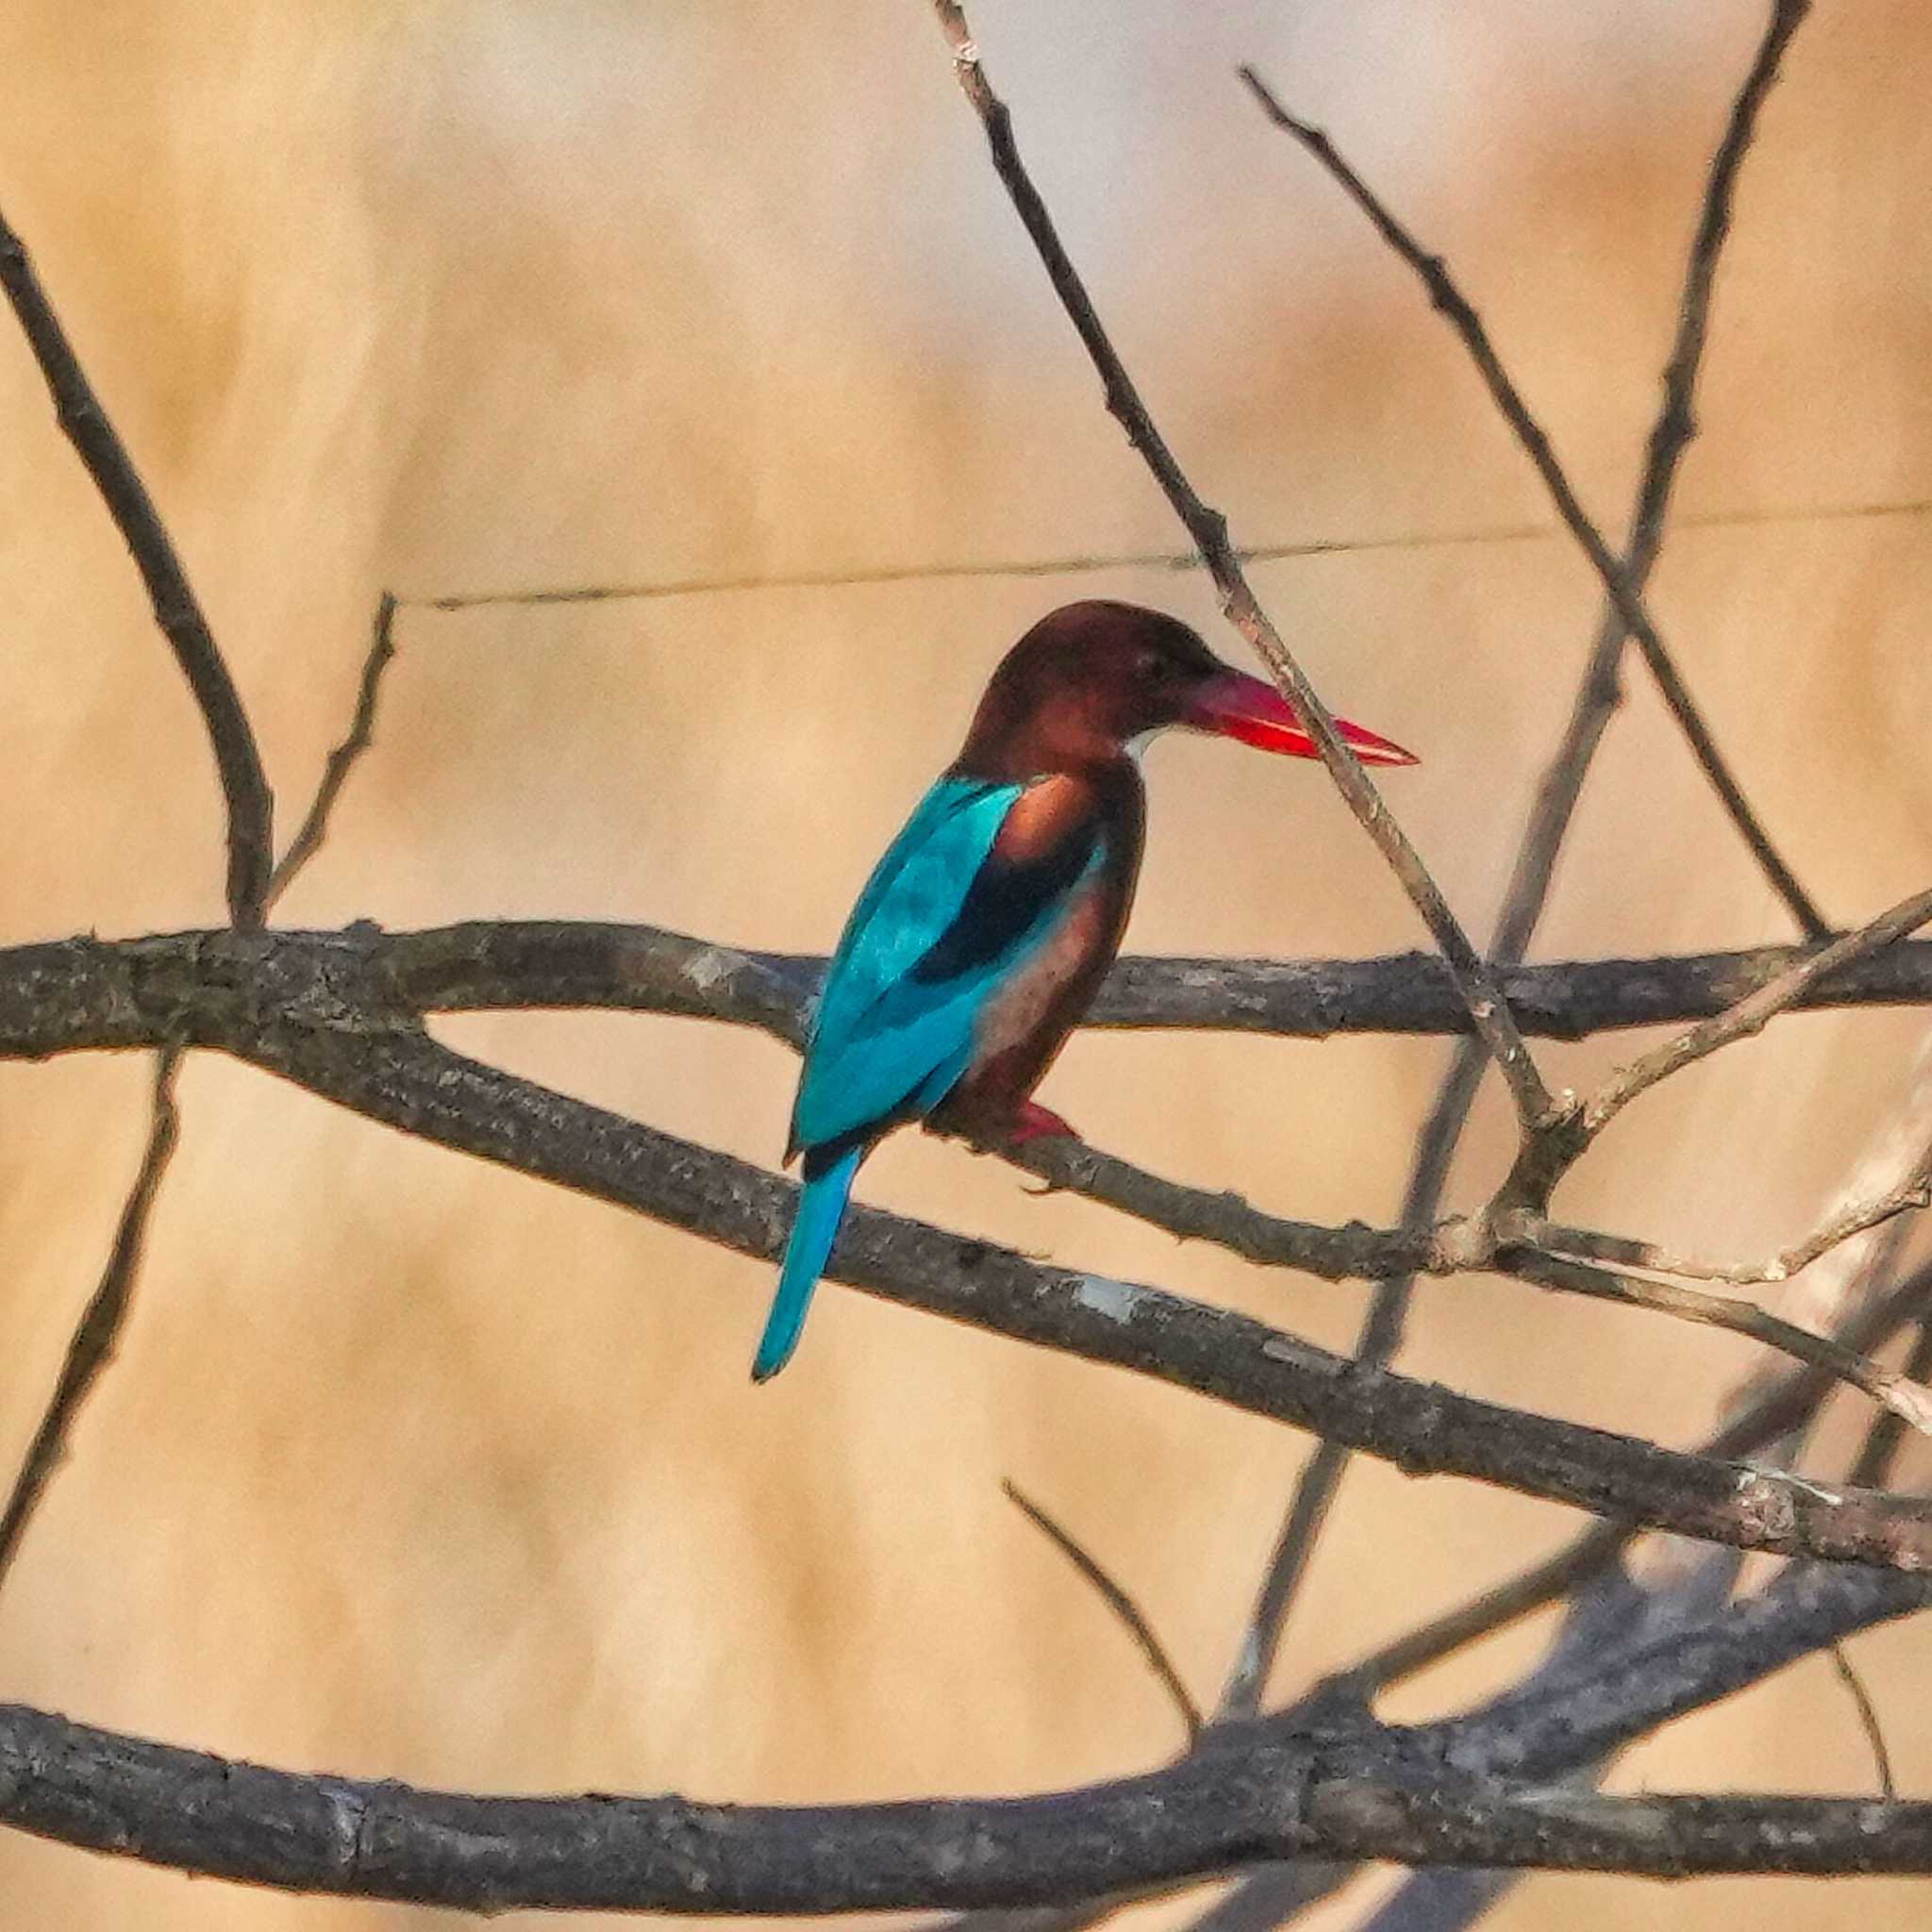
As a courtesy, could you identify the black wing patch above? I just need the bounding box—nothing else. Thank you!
[908,815,1100,986]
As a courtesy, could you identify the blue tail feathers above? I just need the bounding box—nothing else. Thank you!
[752,1144,864,1382]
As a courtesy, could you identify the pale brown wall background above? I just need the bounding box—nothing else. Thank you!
[0,3,1928,1925]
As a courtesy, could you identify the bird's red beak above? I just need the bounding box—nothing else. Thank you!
[1184,669,1417,766]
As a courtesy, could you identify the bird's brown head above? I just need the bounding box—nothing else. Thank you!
[958,600,1415,777]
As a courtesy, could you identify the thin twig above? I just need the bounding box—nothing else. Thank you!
[1208,0,1817,1730]
[263,591,400,914]
[930,0,1553,1132]
[0,1048,183,1583]
[1531,1160,1932,1288]
[1508,1248,1932,1441]
[0,209,274,927]
[1002,1481,1202,1743]
[1583,884,1932,1145]
[1828,1643,1898,1802]
[1849,1314,1932,1493]
[416,494,1932,611]
[993,1101,1928,1395]
[1214,1058,1478,1719]
[1328,1258,1932,1699]
[1241,23,1828,943]
[1498,881,1932,1213]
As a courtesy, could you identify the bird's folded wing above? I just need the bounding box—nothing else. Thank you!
[791,774,1100,1155]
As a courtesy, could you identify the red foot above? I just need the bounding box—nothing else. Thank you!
[1007,1101,1079,1147]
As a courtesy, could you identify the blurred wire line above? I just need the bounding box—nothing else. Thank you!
[420,494,1932,610]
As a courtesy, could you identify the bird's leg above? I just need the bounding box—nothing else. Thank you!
[1008,1103,1081,1195]
[1007,1099,1079,1146]
[926,1094,1081,1155]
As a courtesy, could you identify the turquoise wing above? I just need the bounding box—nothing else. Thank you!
[791,774,1094,1155]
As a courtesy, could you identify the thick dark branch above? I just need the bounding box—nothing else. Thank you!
[1407,1558,1925,1778]
[1093,941,1932,1041]
[1191,1535,1917,1929]
[1303,1785,1930,1881]
[0,1049,181,1582]
[0,1560,1924,1907]
[6,923,1932,1419]
[10,924,1932,1065]
[0,921,1924,1545]
[929,1,1553,1129]
[0,207,274,926]
[6,921,1930,1422]
[198,1016,1932,1568]
[1199,1216,1909,1927]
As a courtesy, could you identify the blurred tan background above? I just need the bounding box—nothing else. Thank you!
[0,1,1928,1924]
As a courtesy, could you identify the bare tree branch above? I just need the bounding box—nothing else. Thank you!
[1851,1315,1932,1492]
[1049,71,1840,1645]
[1502,1249,1932,1440]
[1003,1481,1202,1744]
[14,923,1932,1062]
[0,0,1919,1913]
[225,1019,1932,1568]
[1530,1156,1932,1287]
[929,0,1553,1132]
[0,918,1925,1432]
[1341,1548,1740,1932]
[1216,1434,1355,1724]
[1241,8,1828,942]
[1202,1468,1874,1930]
[1828,1643,1898,1802]
[1207,1238,1921,1932]
[1251,1096,1932,1924]
[1007,1094,1932,1437]
[1322,1260,1932,1700]
[0,1048,181,1584]
[1584,883,1932,1144]
[1092,941,1932,1041]
[0,208,274,927]
[263,591,400,915]
[0,1552,1922,1907]
[1496,881,1932,1219]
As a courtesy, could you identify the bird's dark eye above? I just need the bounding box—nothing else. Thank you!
[1137,649,1165,681]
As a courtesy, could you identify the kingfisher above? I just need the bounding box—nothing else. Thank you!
[753,599,1415,1381]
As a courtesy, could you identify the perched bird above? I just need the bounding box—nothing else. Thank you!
[753,599,1415,1380]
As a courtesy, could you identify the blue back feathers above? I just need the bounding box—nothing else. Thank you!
[794,775,1074,1155]
[758,774,1102,1378]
